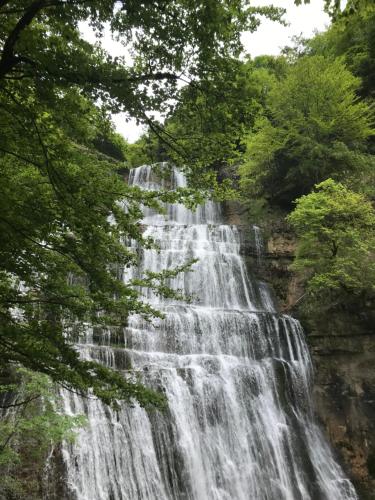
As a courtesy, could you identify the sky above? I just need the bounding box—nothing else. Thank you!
[243,0,330,58]
[83,0,330,143]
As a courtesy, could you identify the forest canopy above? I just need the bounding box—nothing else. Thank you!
[239,55,374,206]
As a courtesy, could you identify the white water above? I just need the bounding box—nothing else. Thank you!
[61,165,358,500]
[252,225,264,266]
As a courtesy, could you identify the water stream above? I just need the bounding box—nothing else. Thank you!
[61,165,358,500]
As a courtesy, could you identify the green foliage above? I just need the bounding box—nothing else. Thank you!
[323,0,374,20]
[0,0,283,126]
[308,2,375,99]
[0,368,85,499]
[288,179,375,307]
[136,56,289,201]
[93,130,128,163]
[0,81,185,407]
[125,135,164,169]
[0,1,286,406]
[239,55,374,206]
[163,59,260,167]
[298,0,374,19]
[252,54,288,80]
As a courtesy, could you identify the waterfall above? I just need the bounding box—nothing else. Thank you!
[252,225,264,266]
[61,165,357,500]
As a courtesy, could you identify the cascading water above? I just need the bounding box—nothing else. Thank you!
[61,165,358,500]
[252,225,263,266]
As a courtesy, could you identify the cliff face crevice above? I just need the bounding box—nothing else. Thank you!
[223,200,375,499]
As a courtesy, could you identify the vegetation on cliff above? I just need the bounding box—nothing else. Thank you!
[130,0,375,326]
[238,2,375,317]
[117,1,375,320]
[239,56,374,206]
[288,179,375,307]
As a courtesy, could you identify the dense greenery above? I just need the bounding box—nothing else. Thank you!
[308,2,375,100]
[239,55,374,206]
[288,179,375,307]
[0,368,85,499]
[234,1,375,317]
[128,59,279,195]
[105,0,375,320]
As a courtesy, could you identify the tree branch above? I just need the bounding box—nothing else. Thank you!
[127,72,179,84]
[0,0,69,79]
[0,146,43,169]
[0,394,40,409]
[0,1,48,79]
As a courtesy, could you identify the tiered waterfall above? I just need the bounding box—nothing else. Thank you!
[61,165,358,500]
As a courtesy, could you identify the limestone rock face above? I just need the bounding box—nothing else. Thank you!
[310,332,375,499]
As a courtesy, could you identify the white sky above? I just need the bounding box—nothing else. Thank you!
[244,0,330,58]
[86,0,330,143]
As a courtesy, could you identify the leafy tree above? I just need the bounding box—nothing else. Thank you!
[93,130,128,163]
[0,0,284,406]
[308,2,375,100]
[0,85,188,407]
[0,0,281,123]
[287,179,375,308]
[140,59,272,177]
[136,54,290,195]
[0,367,85,500]
[322,0,374,20]
[125,134,165,169]
[239,55,374,206]
[252,54,288,80]
[297,0,373,19]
